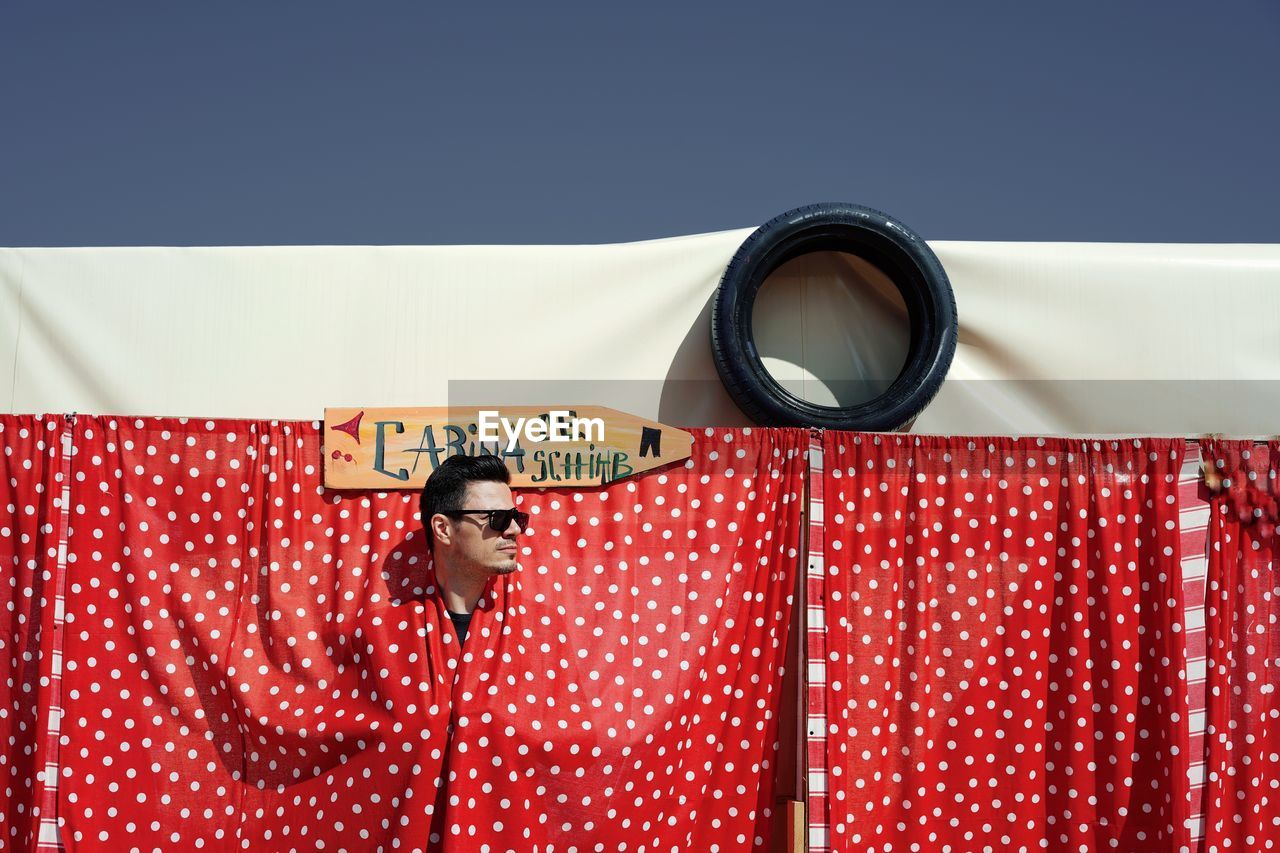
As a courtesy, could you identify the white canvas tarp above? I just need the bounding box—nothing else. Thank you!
[2,233,1278,435]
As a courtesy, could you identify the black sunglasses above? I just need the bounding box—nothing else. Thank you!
[441,508,530,533]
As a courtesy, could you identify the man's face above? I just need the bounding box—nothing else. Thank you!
[442,481,522,575]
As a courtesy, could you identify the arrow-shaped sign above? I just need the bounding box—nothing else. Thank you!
[323,406,693,489]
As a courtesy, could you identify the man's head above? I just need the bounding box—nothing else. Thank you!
[419,454,525,576]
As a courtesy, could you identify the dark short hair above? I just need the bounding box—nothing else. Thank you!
[419,454,511,551]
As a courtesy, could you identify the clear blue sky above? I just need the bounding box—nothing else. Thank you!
[3,2,1277,245]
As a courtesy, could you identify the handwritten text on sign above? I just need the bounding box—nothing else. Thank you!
[323,406,692,489]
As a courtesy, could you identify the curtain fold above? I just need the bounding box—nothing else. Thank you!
[1198,439,1280,852]
[58,417,454,850]
[818,433,1190,851]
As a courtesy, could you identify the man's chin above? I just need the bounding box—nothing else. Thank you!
[492,560,519,575]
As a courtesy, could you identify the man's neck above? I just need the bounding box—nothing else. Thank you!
[435,557,487,614]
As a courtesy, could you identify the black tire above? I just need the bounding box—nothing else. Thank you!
[711,202,957,431]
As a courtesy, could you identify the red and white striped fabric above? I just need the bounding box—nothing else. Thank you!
[805,430,829,853]
[35,418,74,853]
[1177,441,1210,847]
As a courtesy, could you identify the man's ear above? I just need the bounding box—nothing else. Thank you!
[430,513,454,548]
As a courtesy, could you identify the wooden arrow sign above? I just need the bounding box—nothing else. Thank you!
[323,406,693,489]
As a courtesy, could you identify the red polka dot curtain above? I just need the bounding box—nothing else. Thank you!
[1198,439,1280,851]
[6,415,1280,851]
[441,427,806,851]
[814,433,1191,851]
[7,417,806,851]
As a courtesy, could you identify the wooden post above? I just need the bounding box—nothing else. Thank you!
[786,800,806,852]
